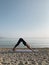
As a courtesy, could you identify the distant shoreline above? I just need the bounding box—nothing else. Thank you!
[0,48,49,49]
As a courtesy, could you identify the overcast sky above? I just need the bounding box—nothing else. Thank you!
[0,0,49,38]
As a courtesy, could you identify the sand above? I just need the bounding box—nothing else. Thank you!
[0,48,49,65]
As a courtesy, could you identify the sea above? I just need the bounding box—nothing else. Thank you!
[0,37,49,48]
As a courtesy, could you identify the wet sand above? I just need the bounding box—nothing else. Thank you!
[0,48,49,65]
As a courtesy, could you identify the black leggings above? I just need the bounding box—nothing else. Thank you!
[14,38,27,48]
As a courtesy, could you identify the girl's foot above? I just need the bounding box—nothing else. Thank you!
[13,47,15,51]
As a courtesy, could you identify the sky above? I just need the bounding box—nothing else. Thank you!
[0,0,49,38]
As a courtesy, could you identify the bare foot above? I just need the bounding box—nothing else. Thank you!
[12,48,15,51]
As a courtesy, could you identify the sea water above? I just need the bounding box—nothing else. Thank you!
[0,38,49,48]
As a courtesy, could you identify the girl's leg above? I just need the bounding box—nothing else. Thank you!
[13,38,22,51]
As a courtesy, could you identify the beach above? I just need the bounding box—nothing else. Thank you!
[0,48,49,65]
